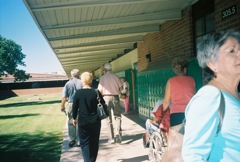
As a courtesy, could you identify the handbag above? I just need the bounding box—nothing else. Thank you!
[161,123,185,162]
[161,91,225,162]
[95,89,109,120]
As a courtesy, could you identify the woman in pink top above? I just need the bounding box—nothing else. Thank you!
[163,57,196,126]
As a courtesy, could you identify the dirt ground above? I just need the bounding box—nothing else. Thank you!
[0,87,63,100]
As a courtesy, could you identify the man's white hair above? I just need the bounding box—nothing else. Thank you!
[71,69,80,78]
[103,63,112,70]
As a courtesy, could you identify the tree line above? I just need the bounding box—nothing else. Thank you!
[0,35,30,82]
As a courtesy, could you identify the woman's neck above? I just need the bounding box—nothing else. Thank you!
[209,79,239,100]
[83,85,91,89]
[177,73,185,76]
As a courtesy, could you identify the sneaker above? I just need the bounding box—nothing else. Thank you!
[116,134,122,144]
[108,139,115,144]
[69,140,76,147]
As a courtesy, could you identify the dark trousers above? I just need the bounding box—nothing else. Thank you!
[170,113,185,127]
[78,122,101,162]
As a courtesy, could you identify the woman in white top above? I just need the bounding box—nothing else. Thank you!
[121,77,130,114]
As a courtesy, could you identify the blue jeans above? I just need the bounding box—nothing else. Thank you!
[145,119,159,135]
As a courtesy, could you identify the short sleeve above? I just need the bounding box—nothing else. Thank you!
[62,83,68,97]
[182,85,222,162]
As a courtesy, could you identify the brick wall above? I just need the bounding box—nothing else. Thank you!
[137,6,194,72]
[137,0,240,73]
[215,0,240,31]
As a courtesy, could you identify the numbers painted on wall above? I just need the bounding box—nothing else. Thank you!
[222,5,237,19]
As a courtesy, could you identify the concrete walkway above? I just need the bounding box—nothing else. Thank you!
[60,112,149,162]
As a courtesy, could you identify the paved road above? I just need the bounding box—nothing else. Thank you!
[60,112,149,162]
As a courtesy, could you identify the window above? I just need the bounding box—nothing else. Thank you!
[192,0,215,55]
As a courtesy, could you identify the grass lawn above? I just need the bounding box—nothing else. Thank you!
[0,93,66,162]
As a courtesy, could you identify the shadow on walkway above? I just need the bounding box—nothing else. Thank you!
[60,111,149,162]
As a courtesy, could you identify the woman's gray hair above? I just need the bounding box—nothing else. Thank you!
[71,69,80,78]
[197,29,240,68]
[197,29,240,82]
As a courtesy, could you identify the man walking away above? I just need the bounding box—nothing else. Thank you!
[98,63,123,144]
[61,69,83,147]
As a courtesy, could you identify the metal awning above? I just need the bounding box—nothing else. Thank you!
[23,0,196,76]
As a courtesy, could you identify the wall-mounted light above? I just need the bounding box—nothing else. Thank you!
[146,52,151,62]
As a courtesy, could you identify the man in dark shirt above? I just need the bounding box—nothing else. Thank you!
[91,78,99,89]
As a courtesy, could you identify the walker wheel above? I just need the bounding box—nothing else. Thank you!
[148,131,167,162]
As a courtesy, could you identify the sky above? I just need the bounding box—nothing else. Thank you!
[0,0,65,74]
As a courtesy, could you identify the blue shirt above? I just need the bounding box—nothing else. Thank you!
[182,85,240,162]
[62,78,83,103]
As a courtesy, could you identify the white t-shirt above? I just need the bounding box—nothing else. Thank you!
[121,81,130,96]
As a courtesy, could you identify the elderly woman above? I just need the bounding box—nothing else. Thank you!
[182,30,240,161]
[163,57,196,127]
[72,72,105,162]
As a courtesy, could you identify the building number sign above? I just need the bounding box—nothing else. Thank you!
[222,5,237,19]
